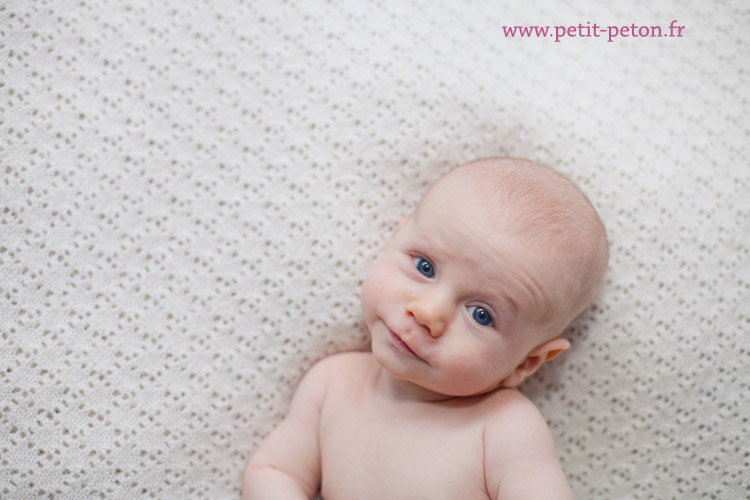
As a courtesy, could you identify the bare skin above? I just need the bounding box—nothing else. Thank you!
[244,352,571,500]
[244,158,607,500]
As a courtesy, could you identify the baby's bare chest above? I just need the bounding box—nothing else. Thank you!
[318,396,490,500]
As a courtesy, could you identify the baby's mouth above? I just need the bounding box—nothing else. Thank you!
[389,329,426,362]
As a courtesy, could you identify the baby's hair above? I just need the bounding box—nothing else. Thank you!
[454,157,609,332]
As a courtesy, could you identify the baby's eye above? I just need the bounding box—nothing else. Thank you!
[468,306,492,327]
[413,257,435,278]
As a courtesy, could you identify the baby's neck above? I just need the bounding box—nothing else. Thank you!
[374,368,458,404]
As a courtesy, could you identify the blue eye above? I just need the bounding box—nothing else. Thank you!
[413,257,435,278]
[468,306,492,326]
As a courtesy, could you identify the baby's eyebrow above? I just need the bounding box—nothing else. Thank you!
[490,291,518,320]
[476,274,520,317]
[502,294,519,316]
[409,232,447,260]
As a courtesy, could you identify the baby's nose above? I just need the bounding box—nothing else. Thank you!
[406,293,451,338]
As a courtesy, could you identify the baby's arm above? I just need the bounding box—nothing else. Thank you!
[483,392,573,500]
[243,359,330,500]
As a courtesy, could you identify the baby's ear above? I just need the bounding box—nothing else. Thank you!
[500,338,570,388]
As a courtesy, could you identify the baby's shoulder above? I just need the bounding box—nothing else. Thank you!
[479,391,572,498]
[480,387,541,412]
[479,389,562,467]
[479,389,555,442]
[306,350,377,386]
[311,350,374,371]
[305,351,379,408]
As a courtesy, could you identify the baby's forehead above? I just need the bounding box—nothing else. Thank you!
[420,158,608,326]
[412,185,562,271]
[424,161,593,236]
[416,161,606,288]
[420,171,557,237]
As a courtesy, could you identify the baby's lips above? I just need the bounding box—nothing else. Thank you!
[389,327,426,361]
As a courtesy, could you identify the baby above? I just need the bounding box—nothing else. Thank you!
[243,157,609,500]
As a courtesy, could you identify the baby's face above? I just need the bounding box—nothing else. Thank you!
[361,178,566,397]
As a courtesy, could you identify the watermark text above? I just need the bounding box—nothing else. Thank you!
[502,20,686,43]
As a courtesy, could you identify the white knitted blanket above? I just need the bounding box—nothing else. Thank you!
[2,0,748,498]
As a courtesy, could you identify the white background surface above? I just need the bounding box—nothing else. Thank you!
[2,0,748,498]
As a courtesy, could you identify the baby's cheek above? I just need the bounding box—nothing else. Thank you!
[360,265,386,318]
[461,344,509,382]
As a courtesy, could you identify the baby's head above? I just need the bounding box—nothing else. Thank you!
[361,157,608,398]
[439,158,609,334]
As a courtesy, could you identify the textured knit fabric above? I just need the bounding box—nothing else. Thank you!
[2,0,748,498]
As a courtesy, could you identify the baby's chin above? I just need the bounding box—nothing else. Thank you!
[369,332,508,398]
[378,366,503,400]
